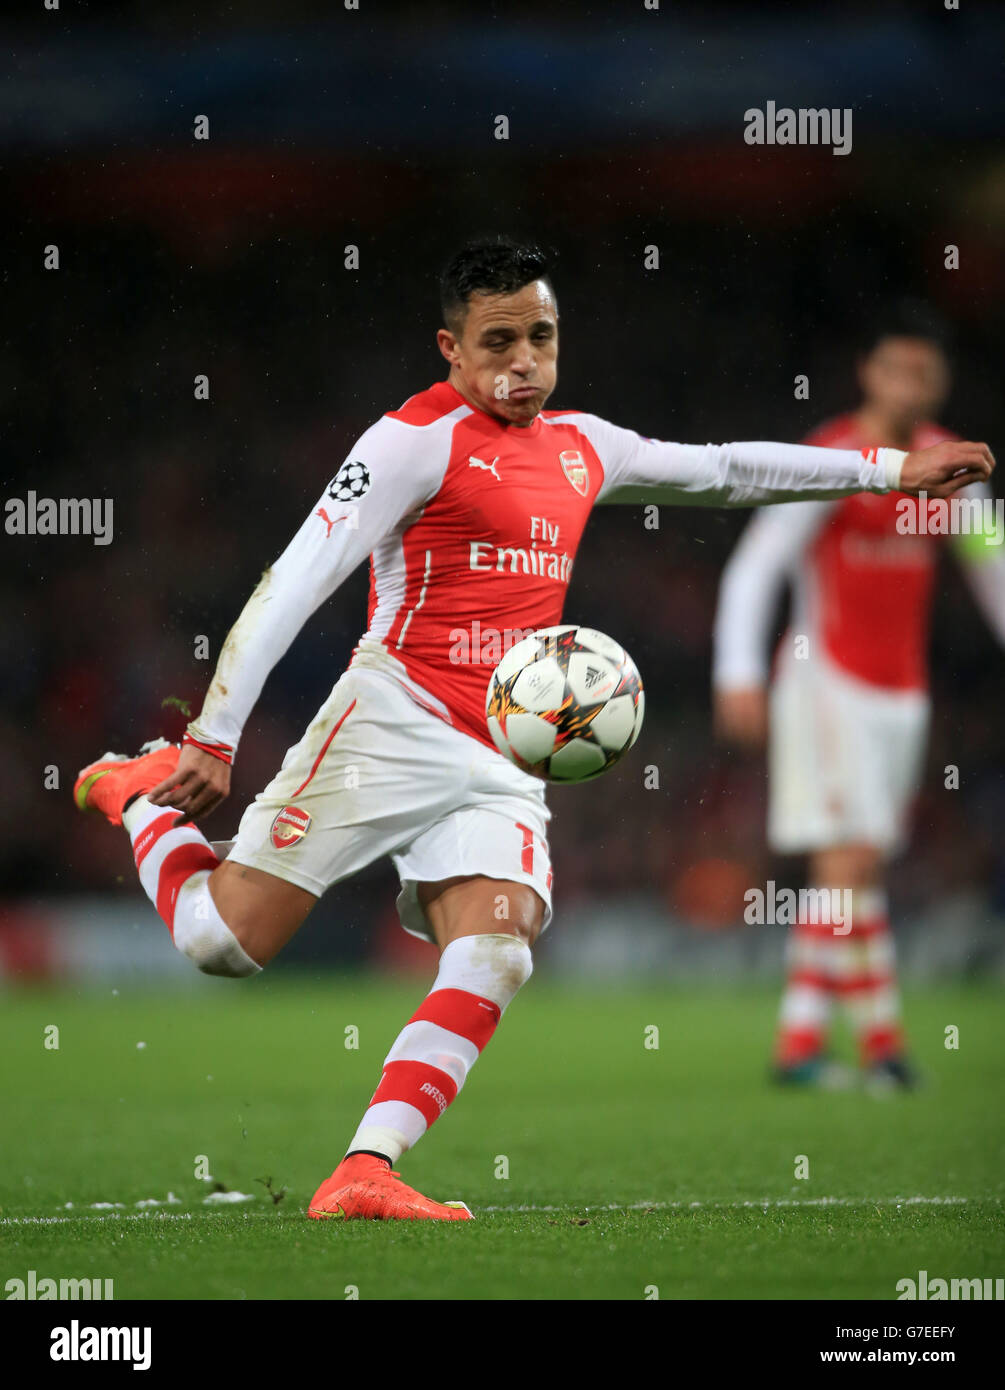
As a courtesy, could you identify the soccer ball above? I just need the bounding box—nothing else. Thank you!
[485,625,645,783]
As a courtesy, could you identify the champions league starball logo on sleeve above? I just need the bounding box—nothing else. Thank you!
[328,460,371,502]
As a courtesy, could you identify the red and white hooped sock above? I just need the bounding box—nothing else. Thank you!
[122,796,260,977]
[832,888,903,1065]
[775,911,834,1066]
[346,933,533,1163]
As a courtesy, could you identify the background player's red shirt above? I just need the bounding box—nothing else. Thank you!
[802,415,958,690]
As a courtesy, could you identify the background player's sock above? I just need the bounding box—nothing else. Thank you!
[123,796,260,977]
[346,932,533,1163]
[833,888,904,1066]
[775,911,833,1066]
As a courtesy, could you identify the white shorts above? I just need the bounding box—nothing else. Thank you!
[226,668,553,942]
[768,649,930,856]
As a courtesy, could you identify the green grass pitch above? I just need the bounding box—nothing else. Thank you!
[2,978,1002,1300]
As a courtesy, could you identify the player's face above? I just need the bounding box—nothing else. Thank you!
[857,336,950,429]
[438,280,558,426]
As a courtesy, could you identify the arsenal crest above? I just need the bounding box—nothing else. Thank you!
[560,449,589,497]
[270,805,312,849]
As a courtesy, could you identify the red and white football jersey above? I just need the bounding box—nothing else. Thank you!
[713,413,1005,693]
[188,382,911,758]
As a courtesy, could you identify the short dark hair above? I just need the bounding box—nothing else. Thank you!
[859,298,954,359]
[440,238,554,334]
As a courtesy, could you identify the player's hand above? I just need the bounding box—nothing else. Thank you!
[713,686,768,751]
[899,441,995,498]
[147,744,231,822]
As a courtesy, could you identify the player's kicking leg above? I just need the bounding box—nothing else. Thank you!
[73,741,316,974]
[307,875,540,1222]
[75,741,493,1220]
[74,740,495,1223]
[74,676,550,1223]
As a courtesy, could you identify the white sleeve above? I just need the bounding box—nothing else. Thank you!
[712,502,833,689]
[184,415,447,758]
[575,413,906,506]
[948,483,1005,647]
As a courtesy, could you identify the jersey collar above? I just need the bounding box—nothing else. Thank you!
[438,379,544,437]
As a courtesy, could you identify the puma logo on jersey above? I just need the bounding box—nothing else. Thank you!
[468,455,501,481]
[316,506,347,538]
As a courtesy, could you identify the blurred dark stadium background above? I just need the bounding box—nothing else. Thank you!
[3,1,1004,981]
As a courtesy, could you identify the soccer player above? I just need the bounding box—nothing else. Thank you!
[712,310,1005,1090]
[76,245,993,1217]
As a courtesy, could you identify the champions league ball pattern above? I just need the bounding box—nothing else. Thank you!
[328,460,371,502]
[485,625,645,784]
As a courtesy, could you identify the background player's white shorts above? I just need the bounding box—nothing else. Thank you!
[226,668,553,941]
[768,649,930,856]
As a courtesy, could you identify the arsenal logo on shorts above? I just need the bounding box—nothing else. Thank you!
[560,449,589,497]
[270,805,312,849]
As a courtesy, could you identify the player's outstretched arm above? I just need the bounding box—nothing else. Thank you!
[144,554,343,821]
[145,416,444,821]
[582,411,995,507]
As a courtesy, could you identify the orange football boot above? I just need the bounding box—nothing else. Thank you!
[308,1154,473,1221]
[74,738,181,827]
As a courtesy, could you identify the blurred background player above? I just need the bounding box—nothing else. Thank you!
[712,306,1005,1091]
